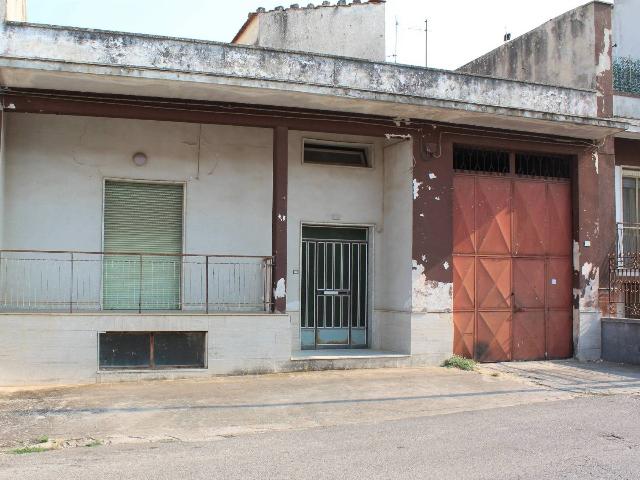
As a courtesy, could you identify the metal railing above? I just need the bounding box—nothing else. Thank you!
[609,252,640,319]
[609,224,640,318]
[0,250,273,313]
[615,223,640,258]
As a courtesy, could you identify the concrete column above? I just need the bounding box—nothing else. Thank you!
[409,130,454,364]
[573,139,616,360]
[373,139,413,353]
[272,126,288,313]
[0,109,4,248]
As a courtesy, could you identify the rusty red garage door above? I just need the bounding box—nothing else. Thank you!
[452,147,573,362]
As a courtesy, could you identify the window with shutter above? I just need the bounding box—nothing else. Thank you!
[103,181,184,311]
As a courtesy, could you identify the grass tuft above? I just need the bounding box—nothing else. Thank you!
[10,446,49,455]
[35,435,49,444]
[85,439,102,448]
[441,355,476,371]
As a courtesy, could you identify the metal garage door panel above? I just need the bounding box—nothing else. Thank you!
[547,258,573,309]
[547,183,572,256]
[453,312,475,359]
[513,258,545,309]
[476,311,511,362]
[513,181,547,256]
[453,256,475,311]
[476,258,511,310]
[512,312,546,361]
[476,178,511,255]
[546,310,573,359]
[453,176,476,254]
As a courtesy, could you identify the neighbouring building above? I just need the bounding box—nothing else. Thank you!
[460,0,640,364]
[0,0,628,386]
[233,0,386,62]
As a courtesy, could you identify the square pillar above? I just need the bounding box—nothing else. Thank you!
[272,126,288,313]
[573,139,615,360]
[410,131,454,363]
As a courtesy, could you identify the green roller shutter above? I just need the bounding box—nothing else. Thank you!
[103,181,184,311]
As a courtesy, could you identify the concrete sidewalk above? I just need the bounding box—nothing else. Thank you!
[1,360,638,452]
[479,360,640,395]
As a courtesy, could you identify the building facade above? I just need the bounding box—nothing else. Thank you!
[0,1,627,385]
[460,0,640,363]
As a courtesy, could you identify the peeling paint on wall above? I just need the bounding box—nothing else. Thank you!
[596,28,612,77]
[412,260,452,312]
[581,262,594,280]
[413,179,422,200]
[592,150,599,175]
[274,277,286,299]
[579,262,600,310]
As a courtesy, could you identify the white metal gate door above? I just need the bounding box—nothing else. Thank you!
[301,226,368,349]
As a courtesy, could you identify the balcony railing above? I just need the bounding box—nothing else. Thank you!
[610,223,640,318]
[0,250,273,313]
[615,223,640,257]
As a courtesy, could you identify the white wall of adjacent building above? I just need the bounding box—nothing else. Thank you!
[613,0,640,60]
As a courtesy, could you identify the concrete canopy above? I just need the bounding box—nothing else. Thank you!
[0,20,628,139]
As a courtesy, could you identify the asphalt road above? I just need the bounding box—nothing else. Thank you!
[1,394,639,480]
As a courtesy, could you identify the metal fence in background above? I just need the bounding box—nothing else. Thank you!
[0,250,273,313]
[614,56,640,96]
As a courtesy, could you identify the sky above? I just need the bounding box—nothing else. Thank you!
[27,0,595,70]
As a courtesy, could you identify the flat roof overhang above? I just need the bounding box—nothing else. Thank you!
[0,22,628,139]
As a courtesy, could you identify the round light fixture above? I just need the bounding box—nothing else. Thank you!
[132,152,148,166]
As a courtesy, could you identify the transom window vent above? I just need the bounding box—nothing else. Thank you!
[304,140,371,167]
[515,153,571,179]
[453,147,509,174]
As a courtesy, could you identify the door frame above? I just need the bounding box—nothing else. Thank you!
[298,221,375,350]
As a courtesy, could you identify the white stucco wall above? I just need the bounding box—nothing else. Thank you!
[3,114,273,255]
[0,313,292,386]
[0,114,412,375]
[613,0,640,59]
[614,93,640,121]
[286,130,386,350]
[372,140,413,353]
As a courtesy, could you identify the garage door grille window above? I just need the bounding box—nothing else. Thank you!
[103,181,184,311]
[515,153,571,179]
[453,147,509,174]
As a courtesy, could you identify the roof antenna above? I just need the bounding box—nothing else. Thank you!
[503,26,511,42]
[393,16,399,63]
[425,19,428,68]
